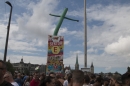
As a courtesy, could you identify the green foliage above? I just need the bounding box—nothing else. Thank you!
[127,67,130,72]
[24,69,30,75]
[6,62,15,75]
[115,71,121,75]
[108,72,112,76]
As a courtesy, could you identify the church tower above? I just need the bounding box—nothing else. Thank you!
[75,54,79,70]
[90,62,94,73]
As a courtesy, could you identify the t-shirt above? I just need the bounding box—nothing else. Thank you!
[0,81,13,86]
[30,79,40,86]
[15,78,23,86]
[11,82,19,86]
[63,80,68,86]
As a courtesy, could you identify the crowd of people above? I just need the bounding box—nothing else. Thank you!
[0,60,130,86]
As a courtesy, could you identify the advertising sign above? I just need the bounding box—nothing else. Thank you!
[46,35,64,75]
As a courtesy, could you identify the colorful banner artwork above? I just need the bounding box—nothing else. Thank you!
[46,35,64,75]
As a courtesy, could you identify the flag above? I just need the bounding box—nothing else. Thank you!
[35,66,39,70]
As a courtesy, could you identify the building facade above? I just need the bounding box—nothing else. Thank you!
[11,58,46,74]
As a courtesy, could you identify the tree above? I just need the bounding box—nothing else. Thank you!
[108,72,112,76]
[24,68,30,75]
[115,71,121,75]
[6,62,15,75]
[100,72,104,77]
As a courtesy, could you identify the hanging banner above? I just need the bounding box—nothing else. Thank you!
[46,35,64,75]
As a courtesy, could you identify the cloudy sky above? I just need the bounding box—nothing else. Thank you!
[0,0,130,74]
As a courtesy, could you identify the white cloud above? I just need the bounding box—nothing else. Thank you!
[87,4,130,48]
[105,66,112,70]
[88,48,97,53]
[105,36,130,56]
[64,40,70,45]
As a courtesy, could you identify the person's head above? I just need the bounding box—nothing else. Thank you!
[64,74,69,80]
[49,72,56,78]
[39,76,55,86]
[84,75,90,84]
[95,76,103,83]
[17,73,21,78]
[56,75,61,79]
[34,71,39,80]
[68,73,72,83]
[122,72,130,86]
[21,73,25,78]
[39,73,45,80]
[4,71,13,82]
[90,74,96,80]
[103,78,109,86]
[72,70,84,85]
[110,75,122,86]
[55,80,63,86]
[0,60,7,79]
[25,76,31,82]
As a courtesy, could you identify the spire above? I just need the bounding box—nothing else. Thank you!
[76,54,79,65]
[91,62,94,67]
[75,54,79,70]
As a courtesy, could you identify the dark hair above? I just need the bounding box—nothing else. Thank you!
[90,74,96,79]
[56,75,61,79]
[26,76,30,82]
[84,75,90,83]
[121,72,130,84]
[72,70,84,83]
[49,72,56,76]
[0,60,7,69]
[95,77,103,83]
[39,76,54,86]
[55,80,63,86]
[68,73,72,83]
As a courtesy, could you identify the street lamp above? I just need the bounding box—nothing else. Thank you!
[4,1,13,62]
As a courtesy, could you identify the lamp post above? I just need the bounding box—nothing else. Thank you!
[4,1,13,62]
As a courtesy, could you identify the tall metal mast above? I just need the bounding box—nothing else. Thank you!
[84,0,87,67]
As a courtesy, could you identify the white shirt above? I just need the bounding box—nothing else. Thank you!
[63,80,68,86]
[11,82,19,86]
